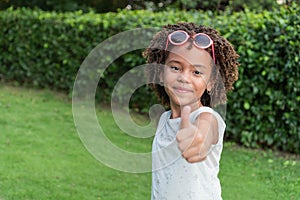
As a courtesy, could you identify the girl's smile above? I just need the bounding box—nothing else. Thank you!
[173,86,193,93]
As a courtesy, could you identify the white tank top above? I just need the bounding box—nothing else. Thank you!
[151,106,226,200]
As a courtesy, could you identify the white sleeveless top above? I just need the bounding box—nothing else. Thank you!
[151,106,226,200]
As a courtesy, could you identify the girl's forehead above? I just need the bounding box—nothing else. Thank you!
[167,43,212,68]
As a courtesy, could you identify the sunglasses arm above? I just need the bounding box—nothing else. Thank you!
[165,38,169,51]
[212,44,216,64]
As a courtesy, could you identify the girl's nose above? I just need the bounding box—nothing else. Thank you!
[177,71,190,83]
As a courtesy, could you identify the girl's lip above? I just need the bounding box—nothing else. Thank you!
[173,87,193,93]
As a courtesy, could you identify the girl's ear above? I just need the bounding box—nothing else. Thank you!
[206,80,213,93]
[159,70,164,85]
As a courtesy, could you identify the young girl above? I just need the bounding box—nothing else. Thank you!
[143,22,239,199]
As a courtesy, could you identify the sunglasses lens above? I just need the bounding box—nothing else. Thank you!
[170,32,187,44]
[194,35,211,48]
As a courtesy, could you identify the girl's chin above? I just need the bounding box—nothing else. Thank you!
[170,99,201,108]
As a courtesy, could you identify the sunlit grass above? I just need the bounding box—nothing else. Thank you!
[0,85,299,199]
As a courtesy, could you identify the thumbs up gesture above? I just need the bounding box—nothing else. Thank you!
[176,106,218,163]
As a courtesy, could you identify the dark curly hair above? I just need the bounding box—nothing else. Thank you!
[143,22,240,107]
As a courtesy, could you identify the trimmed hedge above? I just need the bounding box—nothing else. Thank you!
[220,7,300,153]
[0,5,299,153]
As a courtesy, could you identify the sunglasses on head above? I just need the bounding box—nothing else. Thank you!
[165,30,215,63]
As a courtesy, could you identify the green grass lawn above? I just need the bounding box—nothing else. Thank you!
[0,85,299,200]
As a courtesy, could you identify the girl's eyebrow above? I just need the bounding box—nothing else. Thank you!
[166,59,207,69]
[193,64,207,69]
[166,59,181,65]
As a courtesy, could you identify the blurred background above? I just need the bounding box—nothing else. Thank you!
[0,0,299,153]
[0,0,298,13]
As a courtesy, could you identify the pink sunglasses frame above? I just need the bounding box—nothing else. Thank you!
[165,30,216,63]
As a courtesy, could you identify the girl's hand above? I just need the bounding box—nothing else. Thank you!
[176,106,218,163]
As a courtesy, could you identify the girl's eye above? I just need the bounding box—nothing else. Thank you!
[193,70,203,76]
[170,66,180,71]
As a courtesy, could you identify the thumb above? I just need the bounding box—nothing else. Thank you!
[180,106,192,129]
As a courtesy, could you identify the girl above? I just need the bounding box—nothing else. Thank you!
[143,22,239,199]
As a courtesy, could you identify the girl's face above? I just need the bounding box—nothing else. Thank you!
[162,42,213,112]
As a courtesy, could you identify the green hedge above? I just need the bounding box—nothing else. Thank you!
[220,7,300,153]
[0,5,299,153]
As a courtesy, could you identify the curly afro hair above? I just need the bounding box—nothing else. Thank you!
[143,22,240,107]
